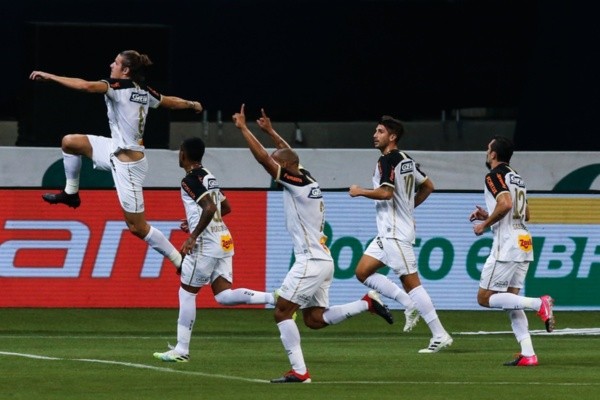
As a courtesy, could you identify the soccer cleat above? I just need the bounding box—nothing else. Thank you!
[42,191,81,209]
[273,289,297,321]
[504,354,538,366]
[403,307,420,333]
[270,370,311,383]
[537,295,555,333]
[362,290,394,325]
[153,349,189,363]
[418,333,453,353]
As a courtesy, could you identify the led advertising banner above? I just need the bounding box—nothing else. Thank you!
[0,189,267,308]
[1,190,598,309]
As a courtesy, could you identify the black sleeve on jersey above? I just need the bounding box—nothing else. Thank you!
[378,151,404,186]
[104,78,136,90]
[181,174,208,202]
[485,167,510,198]
[146,85,162,101]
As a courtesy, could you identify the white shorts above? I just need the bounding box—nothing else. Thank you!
[364,237,418,277]
[479,254,529,292]
[278,257,333,309]
[88,135,148,213]
[180,249,233,288]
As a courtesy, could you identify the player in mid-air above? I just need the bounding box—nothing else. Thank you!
[233,105,394,383]
[153,137,276,362]
[30,50,203,270]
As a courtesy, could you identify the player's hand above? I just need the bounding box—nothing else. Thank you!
[180,219,189,233]
[348,184,362,197]
[30,71,50,81]
[257,108,273,133]
[232,104,247,129]
[473,222,487,236]
[469,205,488,222]
[191,101,203,114]
[180,236,196,255]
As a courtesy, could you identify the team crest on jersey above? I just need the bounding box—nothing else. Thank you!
[308,187,322,199]
[400,160,414,174]
[518,234,533,252]
[221,234,234,252]
[130,92,148,104]
[206,178,219,189]
[510,175,525,188]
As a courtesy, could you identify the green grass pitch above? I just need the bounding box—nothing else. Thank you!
[1,308,598,400]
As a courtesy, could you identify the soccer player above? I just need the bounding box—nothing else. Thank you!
[153,137,276,362]
[29,50,203,270]
[232,105,394,383]
[349,115,453,353]
[469,135,555,366]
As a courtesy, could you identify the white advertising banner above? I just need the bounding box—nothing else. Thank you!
[1,146,599,191]
[265,191,600,310]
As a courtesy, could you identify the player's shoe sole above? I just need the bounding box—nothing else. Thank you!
[403,307,420,332]
[42,191,81,209]
[363,290,394,325]
[537,295,555,333]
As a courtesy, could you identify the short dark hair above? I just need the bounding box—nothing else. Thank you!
[491,135,514,163]
[181,137,206,162]
[379,115,404,143]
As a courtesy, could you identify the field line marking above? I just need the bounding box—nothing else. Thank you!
[454,327,600,336]
[2,351,600,387]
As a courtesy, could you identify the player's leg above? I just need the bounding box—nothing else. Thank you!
[356,239,417,329]
[479,260,554,332]
[42,134,96,208]
[111,155,182,269]
[211,259,275,305]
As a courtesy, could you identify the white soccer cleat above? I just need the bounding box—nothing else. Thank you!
[153,349,189,362]
[403,307,420,332]
[418,333,453,353]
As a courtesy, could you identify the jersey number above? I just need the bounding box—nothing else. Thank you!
[210,192,223,222]
[403,174,414,200]
[513,188,526,219]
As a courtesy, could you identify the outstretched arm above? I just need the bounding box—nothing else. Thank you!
[232,104,281,179]
[30,71,108,93]
[160,95,203,113]
[256,108,291,150]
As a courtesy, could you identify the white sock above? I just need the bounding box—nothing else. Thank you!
[363,273,414,308]
[277,319,306,374]
[509,310,535,356]
[175,287,197,355]
[409,285,446,337]
[322,299,368,325]
[489,293,542,311]
[143,226,181,267]
[214,288,274,305]
[62,152,81,194]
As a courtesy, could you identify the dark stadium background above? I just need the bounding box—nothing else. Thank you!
[0,0,598,150]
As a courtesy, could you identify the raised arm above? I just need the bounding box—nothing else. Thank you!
[30,71,108,93]
[256,108,291,150]
[232,104,281,179]
[160,95,203,113]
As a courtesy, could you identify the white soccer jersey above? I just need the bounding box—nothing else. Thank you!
[372,150,428,242]
[102,78,162,152]
[180,166,234,258]
[483,163,533,262]
[275,165,332,262]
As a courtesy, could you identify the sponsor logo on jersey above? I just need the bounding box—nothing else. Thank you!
[486,175,498,195]
[400,160,414,174]
[221,234,234,252]
[518,234,533,252]
[130,92,148,105]
[496,173,508,189]
[206,178,219,189]
[308,187,322,199]
[283,172,303,184]
[510,175,525,187]
[492,280,509,288]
